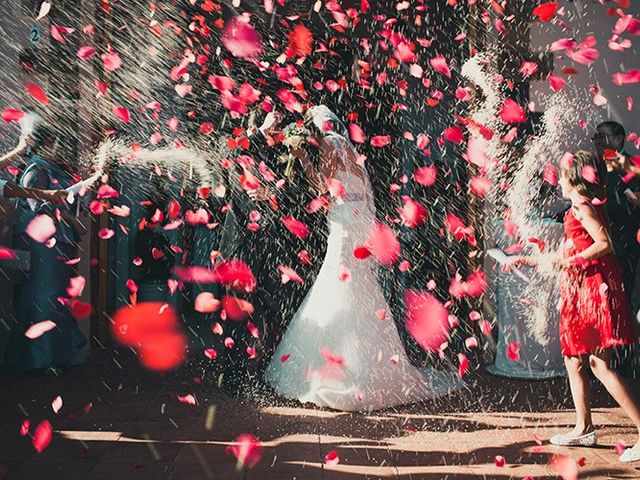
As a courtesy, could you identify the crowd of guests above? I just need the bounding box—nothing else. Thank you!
[0,121,87,376]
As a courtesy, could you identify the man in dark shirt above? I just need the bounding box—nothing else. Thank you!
[593,120,640,303]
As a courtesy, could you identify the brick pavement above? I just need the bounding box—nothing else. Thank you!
[1,349,640,479]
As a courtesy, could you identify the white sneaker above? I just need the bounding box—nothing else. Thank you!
[619,445,640,463]
[549,431,597,447]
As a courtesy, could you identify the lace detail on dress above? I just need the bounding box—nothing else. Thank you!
[324,133,376,213]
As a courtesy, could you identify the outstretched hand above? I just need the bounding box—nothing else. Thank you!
[39,189,68,204]
[503,256,536,272]
[604,151,629,173]
[247,187,272,202]
[259,111,282,137]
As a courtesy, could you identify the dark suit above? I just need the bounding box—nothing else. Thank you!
[220,130,326,395]
[605,163,640,300]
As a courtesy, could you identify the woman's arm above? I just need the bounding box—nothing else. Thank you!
[0,180,67,202]
[568,204,612,264]
[506,255,540,268]
[0,137,28,171]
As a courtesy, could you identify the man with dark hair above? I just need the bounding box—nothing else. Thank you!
[593,120,640,301]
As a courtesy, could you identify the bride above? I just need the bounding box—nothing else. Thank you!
[264,105,463,411]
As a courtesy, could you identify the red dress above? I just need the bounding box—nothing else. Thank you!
[560,208,637,356]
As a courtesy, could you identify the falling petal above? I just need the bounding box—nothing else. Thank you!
[25,215,56,243]
[325,450,340,466]
[222,17,263,60]
[33,420,52,453]
[25,82,49,104]
[51,396,63,414]
[36,1,51,20]
[194,292,221,313]
[24,320,57,339]
[533,2,558,22]
[405,290,451,353]
[230,434,263,469]
[549,454,578,480]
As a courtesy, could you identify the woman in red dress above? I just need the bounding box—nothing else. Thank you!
[512,150,640,462]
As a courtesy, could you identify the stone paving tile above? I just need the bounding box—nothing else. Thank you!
[467,462,550,479]
[96,441,182,465]
[83,461,172,480]
[321,464,399,479]
[248,463,325,480]
[6,461,95,480]
[396,467,476,480]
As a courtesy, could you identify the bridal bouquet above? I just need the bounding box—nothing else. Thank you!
[279,122,311,178]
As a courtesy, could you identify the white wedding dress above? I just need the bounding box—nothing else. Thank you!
[264,129,463,412]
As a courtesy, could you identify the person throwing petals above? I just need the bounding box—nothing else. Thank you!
[509,150,640,462]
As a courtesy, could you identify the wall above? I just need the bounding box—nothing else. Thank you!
[530,0,639,154]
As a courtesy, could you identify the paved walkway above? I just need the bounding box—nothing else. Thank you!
[1,350,640,479]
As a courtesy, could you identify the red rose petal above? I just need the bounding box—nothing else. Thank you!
[278,265,304,284]
[222,295,254,321]
[325,450,340,466]
[281,216,310,240]
[25,215,56,243]
[533,2,558,22]
[25,82,49,104]
[102,50,122,71]
[429,55,451,78]
[405,290,451,353]
[24,320,57,339]
[194,292,221,313]
[414,165,437,186]
[399,196,427,228]
[288,24,313,57]
[230,434,263,469]
[33,420,52,453]
[507,341,521,362]
[367,223,401,265]
[2,109,24,123]
[77,46,97,60]
[370,135,391,147]
[112,106,130,123]
[549,454,578,480]
[349,123,366,144]
[0,247,17,260]
[70,300,92,320]
[222,18,263,60]
[499,98,526,124]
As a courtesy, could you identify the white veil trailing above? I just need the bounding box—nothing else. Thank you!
[307,105,376,213]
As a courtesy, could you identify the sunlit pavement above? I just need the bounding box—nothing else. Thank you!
[2,350,640,479]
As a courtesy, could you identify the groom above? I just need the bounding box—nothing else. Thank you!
[220,110,325,397]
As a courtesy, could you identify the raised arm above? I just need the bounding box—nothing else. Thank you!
[0,180,67,202]
[243,111,282,168]
[0,136,28,171]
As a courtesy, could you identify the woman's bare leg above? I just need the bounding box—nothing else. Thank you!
[589,349,640,447]
[564,355,594,436]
